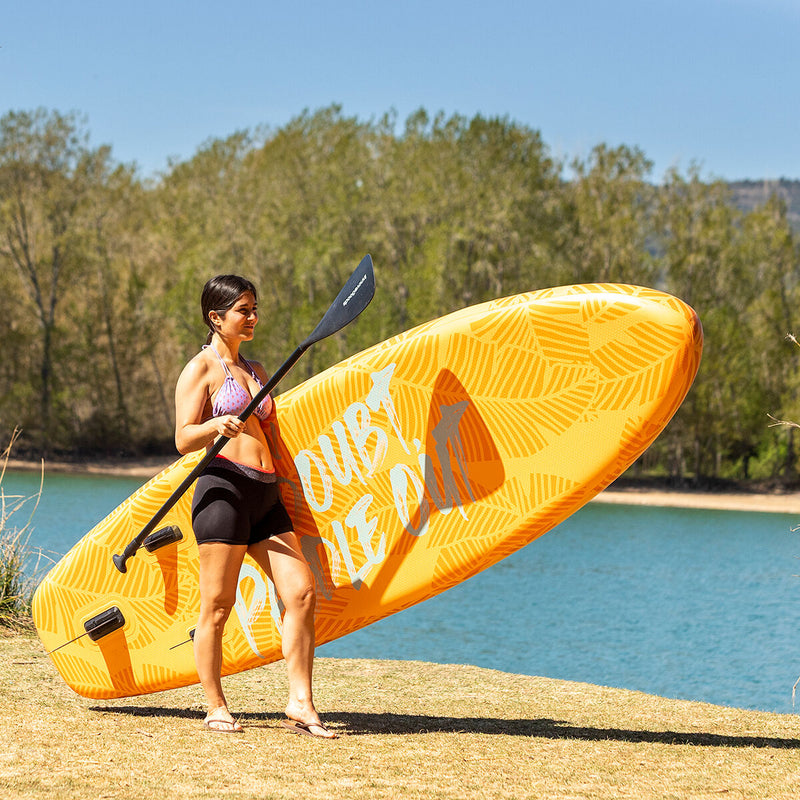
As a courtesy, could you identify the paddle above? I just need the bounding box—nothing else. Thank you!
[112,254,375,573]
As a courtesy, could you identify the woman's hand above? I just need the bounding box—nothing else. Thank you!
[215,414,246,439]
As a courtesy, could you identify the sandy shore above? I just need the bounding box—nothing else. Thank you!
[7,456,800,516]
[594,487,800,515]
[5,456,174,480]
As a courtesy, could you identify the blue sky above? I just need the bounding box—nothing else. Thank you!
[2,0,798,181]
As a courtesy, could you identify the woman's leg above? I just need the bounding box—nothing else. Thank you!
[195,541,248,730]
[248,532,335,737]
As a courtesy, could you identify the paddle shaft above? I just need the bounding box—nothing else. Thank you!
[112,254,375,573]
[112,344,306,572]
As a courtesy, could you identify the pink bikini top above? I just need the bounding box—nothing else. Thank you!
[205,345,272,421]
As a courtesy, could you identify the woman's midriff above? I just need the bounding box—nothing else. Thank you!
[211,417,275,472]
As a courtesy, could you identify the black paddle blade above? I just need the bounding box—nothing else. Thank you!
[302,254,375,347]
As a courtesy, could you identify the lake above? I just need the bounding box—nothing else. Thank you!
[5,469,800,714]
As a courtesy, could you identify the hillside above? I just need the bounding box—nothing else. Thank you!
[728,178,800,229]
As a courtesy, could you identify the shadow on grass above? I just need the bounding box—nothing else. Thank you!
[91,706,800,749]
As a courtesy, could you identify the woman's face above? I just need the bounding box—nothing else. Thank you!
[214,291,258,341]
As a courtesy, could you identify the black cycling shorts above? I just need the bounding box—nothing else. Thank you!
[191,457,293,546]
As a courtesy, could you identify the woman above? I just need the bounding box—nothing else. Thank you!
[174,274,336,738]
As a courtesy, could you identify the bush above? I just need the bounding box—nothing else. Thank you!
[0,430,44,630]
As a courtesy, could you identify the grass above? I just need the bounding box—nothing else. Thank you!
[0,431,45,631]
[3,631,800,799]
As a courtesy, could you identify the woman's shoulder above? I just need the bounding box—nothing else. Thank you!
[178,349,216,384]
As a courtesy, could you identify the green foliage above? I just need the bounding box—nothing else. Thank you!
[0,433,42,629]
[560,144,658,285]
[0,514,34,629]
[1,105,799,483]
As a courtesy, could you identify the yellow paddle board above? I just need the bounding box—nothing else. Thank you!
[33,283,702,699]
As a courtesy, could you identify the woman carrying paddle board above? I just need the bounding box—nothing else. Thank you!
[174,274,336,739]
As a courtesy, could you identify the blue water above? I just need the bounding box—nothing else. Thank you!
[2,472,144,569]
[7,470,800,714]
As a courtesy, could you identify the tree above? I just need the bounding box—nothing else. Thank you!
[738,196,800,480]
[558,144,658,286]
[655,167,756,481]
[71,149,177,451]
[438,113,560,305]
[0,110,96,453]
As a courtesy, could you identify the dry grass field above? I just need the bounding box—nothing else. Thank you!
[3,631,800,799]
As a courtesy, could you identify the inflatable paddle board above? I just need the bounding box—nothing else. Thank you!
[33,283,702,699]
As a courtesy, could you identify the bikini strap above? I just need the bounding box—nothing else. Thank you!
[203,344,234,378]
[239,354,260,382]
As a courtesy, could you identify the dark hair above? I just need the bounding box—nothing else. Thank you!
[201,274,258,343]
